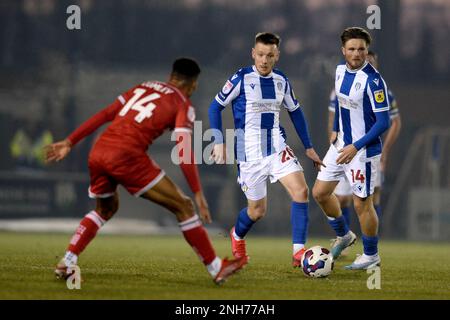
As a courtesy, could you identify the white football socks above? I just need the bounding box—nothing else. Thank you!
[206,257,222,278]
[232,230,243,241]
[293,244,305,255]
[64,251,78,266]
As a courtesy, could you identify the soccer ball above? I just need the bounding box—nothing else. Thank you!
[300,246,334,278]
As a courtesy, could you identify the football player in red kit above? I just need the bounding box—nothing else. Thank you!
[45,58,247,285]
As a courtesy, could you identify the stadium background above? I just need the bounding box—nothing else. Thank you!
[1,0,449,241]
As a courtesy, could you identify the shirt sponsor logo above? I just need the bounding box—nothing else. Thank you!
[337,97,358,110]
[373,89,385,103]
[222,80,234,94]
[250,102,280,112]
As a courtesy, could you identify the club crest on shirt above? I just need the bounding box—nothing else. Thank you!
[373,89,385,103]
[355,82,361,90]
[222,80,234,94]
[277,82,283,91]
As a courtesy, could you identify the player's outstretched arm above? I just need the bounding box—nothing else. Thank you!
[286,106,324,169]
[174,131,213,223]
[66,100,123,146]
[44,139,72,163]
[44,100,122,164]
[288,107,312,150]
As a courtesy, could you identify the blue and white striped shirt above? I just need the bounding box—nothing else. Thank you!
[333,61,390,158]
[212,66,309,162]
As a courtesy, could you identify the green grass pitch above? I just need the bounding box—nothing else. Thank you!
[0,231,449,299]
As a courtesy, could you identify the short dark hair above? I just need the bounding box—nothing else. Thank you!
[171,57,201,81]
[255,32,281,47]
[340,27,372,46]
[368,50,377,57]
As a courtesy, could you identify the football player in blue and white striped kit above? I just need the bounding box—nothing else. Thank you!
[327,51,402,237]
[208,32,323,267]
[313,27,391,270]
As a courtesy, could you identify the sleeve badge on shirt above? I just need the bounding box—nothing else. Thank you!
[187,106,196,122]
[222,80,234,94]
[374,89,385,103]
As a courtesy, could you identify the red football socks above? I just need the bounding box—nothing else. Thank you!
[179,215,216,265]
[67,211,106,255]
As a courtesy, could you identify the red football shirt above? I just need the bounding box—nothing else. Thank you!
[67,81,201,193]
[74,81,195,151]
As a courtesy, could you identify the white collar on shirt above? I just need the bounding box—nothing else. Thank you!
[345,61,368,73]
[252,65,274,78]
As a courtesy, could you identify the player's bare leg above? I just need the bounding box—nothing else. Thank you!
[373,187,381,208]
[345,195,381,270]
[373,186,382,227]
[230,197,266,261]
[246,198,267,221]
[313,180,341,217]
[313,180,356,259]
[141,175,247,284]
[279,171,309,267]
[141,175,195,222]
[279,171,309,202]
[353,195,378,237]
[55,193,119,279]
